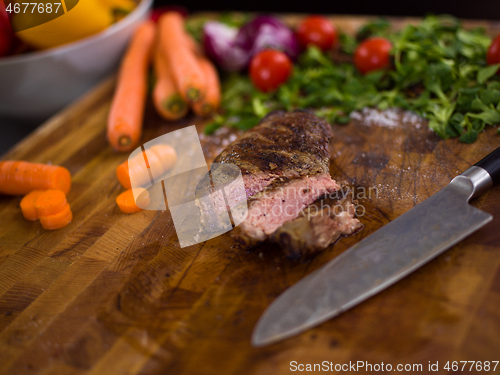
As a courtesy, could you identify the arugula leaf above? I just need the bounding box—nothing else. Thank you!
[477,64,500,84]
[459,128,479,143]
[469,109,500,124]
[356,18,391,41]
[480,88,500,107]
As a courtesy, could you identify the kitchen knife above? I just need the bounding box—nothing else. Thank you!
[252,146,500,347]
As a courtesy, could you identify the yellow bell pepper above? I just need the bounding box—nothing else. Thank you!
[12,0,114,49]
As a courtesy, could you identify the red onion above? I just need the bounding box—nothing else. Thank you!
[203,21,249,72]
[236,15,299,60]
[203,15,299,72]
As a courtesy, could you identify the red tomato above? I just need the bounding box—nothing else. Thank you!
[354,37,392,74]
[249,49,292,92]
[487,33,500,74]
[296,15,337,51]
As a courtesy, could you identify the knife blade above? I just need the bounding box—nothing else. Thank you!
[252,146,500,347]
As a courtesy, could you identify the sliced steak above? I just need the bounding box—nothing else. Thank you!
[198,110,362,258]
[233,174,339,246]
[214,110,333,198]
[269,183,363,260]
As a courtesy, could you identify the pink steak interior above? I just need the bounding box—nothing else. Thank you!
[239,173,339,240]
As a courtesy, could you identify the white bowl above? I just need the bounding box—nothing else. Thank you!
[0,0,152,122]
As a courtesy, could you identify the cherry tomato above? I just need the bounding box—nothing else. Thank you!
[354,37,392,74]
[296,15,337,51]
[249,49,293,92]
[487,33,500,75]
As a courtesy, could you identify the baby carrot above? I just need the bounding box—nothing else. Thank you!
[39,202,73,230]
[116,145,177,189]
[153,46,188,121]
[20,190,46,221]
[116,161,132,189]
[116,151,152,190]
[34,189,67,217]
[0,161,71,196]
[158,12,207,103]
[107,21,156,152]
[133,187,151,209]
[149,144,177,172]
[142,147,165,181]
[116,189,147,213]
[191,57,221,117]
[184,31,202,56]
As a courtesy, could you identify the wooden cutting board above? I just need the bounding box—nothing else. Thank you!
[1,16,500,375]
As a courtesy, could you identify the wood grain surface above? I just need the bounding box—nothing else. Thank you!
[1,16,500,375]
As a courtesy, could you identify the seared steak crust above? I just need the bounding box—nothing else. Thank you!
[214,110,333,179]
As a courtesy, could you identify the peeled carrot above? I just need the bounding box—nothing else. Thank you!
[107,21,156,152]
[117,189,146,213]
[116,161,132,189]
[133,187,151,208]
[20,190,46,221]
[39,202,73,230]
[184,31,202,56]
[116,151,151,189]
[149,145,177,172]
[192,57,221,117]
[153,47,188,120]
[158,12,207,103]
[0,161,71,196]
[173,31,220,116]
[143,147,167,181]
[34,189,67,217]
[116,145,177,189]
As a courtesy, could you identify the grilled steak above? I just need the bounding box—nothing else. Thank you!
[214,110,333,198]
[269,183,363,260]
[198,110,362,258]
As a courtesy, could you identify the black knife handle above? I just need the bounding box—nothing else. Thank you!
[475,146,500,186]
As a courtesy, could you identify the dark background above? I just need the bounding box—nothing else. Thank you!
[2,0,500,156]
[160,0,500,20]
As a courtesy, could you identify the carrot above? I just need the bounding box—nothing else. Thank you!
[39,202,73,230]
[34,189,67,217]
[184,32,202,56]
[107,21,156,152]
[191,57,221,117]
[133,187,151,208]
[116,161,132,189]
[116,151,153,190]
[153,46,188,120]
[0,161,71,196]
[158,12,207,103]
[116,145,177,189]
[116,189,148,213]
[143,147,166,181]
[149,144,177,172]
[20,190,46,221]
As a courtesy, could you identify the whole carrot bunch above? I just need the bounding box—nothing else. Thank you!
[107,13,221,153]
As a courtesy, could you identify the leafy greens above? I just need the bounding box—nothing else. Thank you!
[204,15,500,143]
